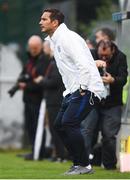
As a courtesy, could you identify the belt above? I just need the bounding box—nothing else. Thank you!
[65,93,71,98]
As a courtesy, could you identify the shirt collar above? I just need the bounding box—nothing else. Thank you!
[51,23,68,43]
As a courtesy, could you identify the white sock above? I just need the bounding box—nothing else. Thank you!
[89,154,94,160]
[85,164,92,170]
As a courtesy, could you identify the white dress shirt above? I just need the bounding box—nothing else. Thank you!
[46,23,105,99]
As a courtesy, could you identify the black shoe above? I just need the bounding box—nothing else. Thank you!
[24,153,44,161]
[49,157,57,162]
[16,153,32,158]
[16,153,26,158]
[38,156,44,161]
[49,157,67,163]
[24,153,33,160]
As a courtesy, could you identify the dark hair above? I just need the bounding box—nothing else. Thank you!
[97,40,117,52]
[43,8,64,25]
[96,28,115,41]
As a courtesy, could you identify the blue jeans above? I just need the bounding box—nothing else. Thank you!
[54,89,99,166]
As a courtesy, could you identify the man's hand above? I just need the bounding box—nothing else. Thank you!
[95,60,106,68]
[18,82,27,90]
[34,76,44,84]
[102,72,115,84]
[79,88,86,96]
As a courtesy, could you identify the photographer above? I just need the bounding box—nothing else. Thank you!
[9,35,49,160]
[82,40,128,169]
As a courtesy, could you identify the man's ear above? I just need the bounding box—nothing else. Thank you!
[52,19,59,27]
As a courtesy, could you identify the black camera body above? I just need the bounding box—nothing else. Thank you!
[8,73,32,97]
[99,67,107,77]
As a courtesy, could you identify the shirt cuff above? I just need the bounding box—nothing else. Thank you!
[80,85,87,90]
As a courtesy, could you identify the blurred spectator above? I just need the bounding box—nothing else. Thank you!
[82,27,122,165]
[86,38,95,50]
[95,27,115,44]
[34,41,66,162]
[82,40,128,169]
[82,27,116,161]
[9,35,49,160]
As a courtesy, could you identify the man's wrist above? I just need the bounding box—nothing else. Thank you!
[80,85,87,90]
[79,85,87,93]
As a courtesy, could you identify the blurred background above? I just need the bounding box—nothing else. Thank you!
[0,0,130,150]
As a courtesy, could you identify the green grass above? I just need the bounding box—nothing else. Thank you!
[0,151,130,179]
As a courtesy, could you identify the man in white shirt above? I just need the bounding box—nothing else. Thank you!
[39,8,105,175]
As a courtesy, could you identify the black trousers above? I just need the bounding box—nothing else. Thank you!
[100,106,122,168]
[24,102,46,158]
[47,106,65,159]
[81,108,99,155]
[54,90,99,166]
[81,106,122,168]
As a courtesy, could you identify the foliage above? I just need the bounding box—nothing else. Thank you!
[77,0,119,38]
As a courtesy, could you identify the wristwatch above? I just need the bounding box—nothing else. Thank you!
[79,85,87,93]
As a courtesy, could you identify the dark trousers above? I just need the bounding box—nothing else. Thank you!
[101,106,122,168]
[24,102,46,158]
[81,106,122,168]
[81,108,99,155]
[54,90,99,166]
[47,106,65,159]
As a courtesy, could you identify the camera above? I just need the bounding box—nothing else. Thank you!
[8,73,32,97]
[99,66,107,77]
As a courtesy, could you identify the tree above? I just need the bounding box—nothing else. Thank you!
[77,0,118,38]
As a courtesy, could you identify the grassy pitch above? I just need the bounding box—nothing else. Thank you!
[0,151,130,179]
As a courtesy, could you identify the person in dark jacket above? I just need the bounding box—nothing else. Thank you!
[82,27,126,166]
[95,27,115,44]
[34,41,66,161]
[82,40,128,169]
[17,35,49,160]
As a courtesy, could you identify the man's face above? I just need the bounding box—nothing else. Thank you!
[39,12,57,34]
[98,46,113,61]
[95,31,109,44]
[28,43,42,57]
